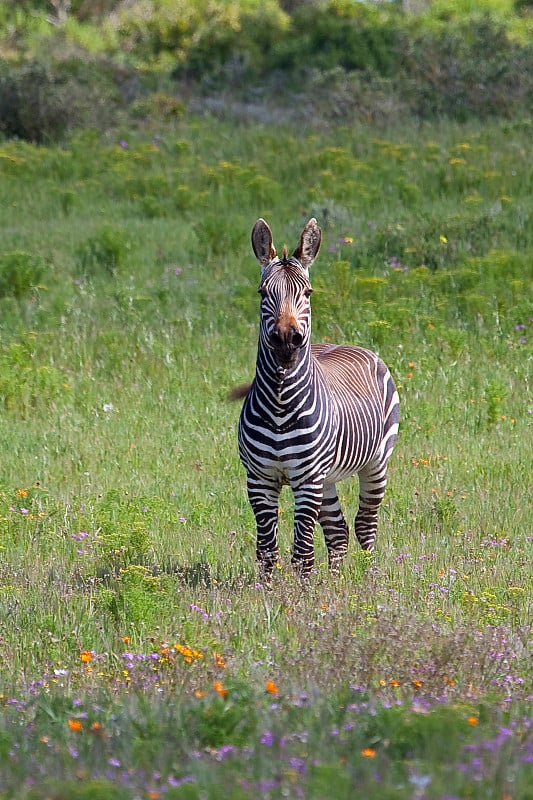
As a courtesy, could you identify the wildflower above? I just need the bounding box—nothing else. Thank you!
[68,719,83,732]
[213,652,226,669]
[361,748,376,758]
[194,690,207,698]
[16,489,28,498]
[412,679,423,689]
[121,636,131,644]
[390,679,400,687]
[439,235,448,244]
[80,651,92,664]
[89,722,103,733]
[174,643,203,663]
[266,680,279,695]
[467,716,479,726]
[213,681,228,699]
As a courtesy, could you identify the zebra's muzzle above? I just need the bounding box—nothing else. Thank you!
[270,326,303,367]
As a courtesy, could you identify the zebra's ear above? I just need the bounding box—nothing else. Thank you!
[252,218,277,268]
[293,218,321,269]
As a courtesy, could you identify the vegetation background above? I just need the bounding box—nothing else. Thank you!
[0,1,532,798]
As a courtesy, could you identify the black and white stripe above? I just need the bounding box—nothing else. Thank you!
[238,218,400,578]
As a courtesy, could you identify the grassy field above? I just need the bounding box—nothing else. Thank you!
[0,112,532,798]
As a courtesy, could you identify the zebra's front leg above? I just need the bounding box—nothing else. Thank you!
[247,476,281,581]
[292,481,324,578]
[318,484,349,573]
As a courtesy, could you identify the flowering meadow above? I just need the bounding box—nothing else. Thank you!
[0,111,532,798]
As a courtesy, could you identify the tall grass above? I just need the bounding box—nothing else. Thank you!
[0,114,532,798]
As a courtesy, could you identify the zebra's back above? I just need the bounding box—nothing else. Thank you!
[311,343,399,483]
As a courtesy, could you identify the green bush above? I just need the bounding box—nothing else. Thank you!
[270,1,404,77]
[401,16,533,120]
[0,61,70,143]
[76,225,129,276]
[0,250,46,298]
[0,57,126,143]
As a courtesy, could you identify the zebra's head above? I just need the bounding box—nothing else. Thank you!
[252,218,321,369]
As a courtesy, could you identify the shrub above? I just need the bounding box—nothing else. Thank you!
[76,226,129,277]
[0,250,47,299]
[0,57,126,143]
[0,61,70,143]
[270,0,404,77]
[401,16,533,120]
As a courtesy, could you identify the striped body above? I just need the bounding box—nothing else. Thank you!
[238,219,399,578]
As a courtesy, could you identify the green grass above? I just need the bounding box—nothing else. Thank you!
[0,113,532,798]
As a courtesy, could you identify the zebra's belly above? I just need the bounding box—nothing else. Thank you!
[238,426,337,488]
[324,432,383,485]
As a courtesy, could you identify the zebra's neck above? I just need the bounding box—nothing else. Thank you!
[255,342,315,407]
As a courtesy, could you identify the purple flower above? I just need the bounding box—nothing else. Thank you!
[260,730,274,746]
[119,140,128,149]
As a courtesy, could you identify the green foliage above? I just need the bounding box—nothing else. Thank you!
[76,225,129,276]
[0,61,70,143]
[0,336,69,413]
[0,250,46,299]
[27,779,129,800]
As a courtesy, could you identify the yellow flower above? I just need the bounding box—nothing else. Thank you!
[80,651,92,663]
[439,235,448,244]
[16,489,28,498]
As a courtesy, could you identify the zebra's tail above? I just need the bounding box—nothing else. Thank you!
[227,382,252,401]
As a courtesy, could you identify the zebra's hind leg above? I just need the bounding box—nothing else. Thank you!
[354,460,389,552]
[246,476,281,582]
[318,484,349,573]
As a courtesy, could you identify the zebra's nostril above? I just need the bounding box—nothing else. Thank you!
[292,331,303,348]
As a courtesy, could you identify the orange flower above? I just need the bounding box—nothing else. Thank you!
[361,748,376,758]
[121,636,131,644]
[265,680,279,695]
[80,651,92,663]
[412,679,423,689]
[213,681,228,699]
[16,489,28,498]
[68,719,83,732]
[467,716,479,726]
[90,721,103,733]
[390,679,400,688]
[213,651,226,669]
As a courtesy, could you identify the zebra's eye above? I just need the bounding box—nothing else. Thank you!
[304,287,313,298]
[258,285,268,298]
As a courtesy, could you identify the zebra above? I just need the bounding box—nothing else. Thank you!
[236,217,400,579]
